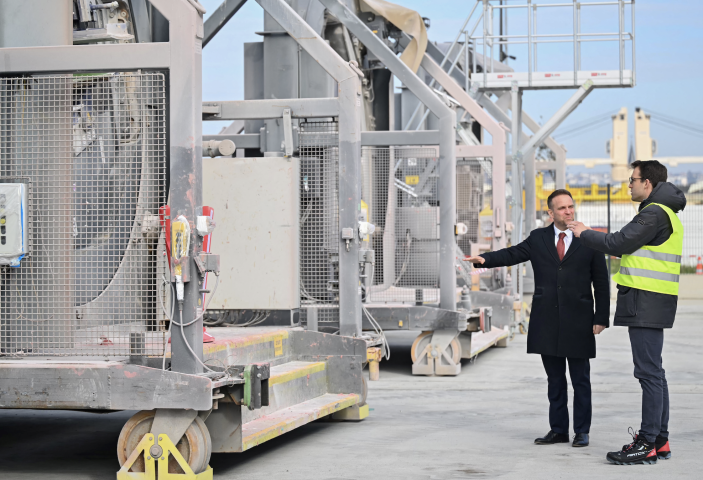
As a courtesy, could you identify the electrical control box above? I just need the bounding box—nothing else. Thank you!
[0,183,29,266]
[203,157,300,310]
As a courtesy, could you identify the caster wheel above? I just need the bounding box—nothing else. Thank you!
[410,331,462,375]
[117,410,212,474]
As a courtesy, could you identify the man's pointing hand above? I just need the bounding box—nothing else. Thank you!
[465,256,485,265]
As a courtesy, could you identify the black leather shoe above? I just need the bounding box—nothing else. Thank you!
[573,433,589,447]
[535,430,570,445]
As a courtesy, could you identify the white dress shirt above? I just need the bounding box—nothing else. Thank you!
[554,225,573,254]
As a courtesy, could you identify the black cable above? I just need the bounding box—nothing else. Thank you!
[650,118,703,137]
[552,110,618,137]
[554,118,612,140]
[645,109,703,133]
[555,119,612,141]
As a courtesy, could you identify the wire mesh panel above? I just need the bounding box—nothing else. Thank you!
[456,159,488,253]
[299,121,340,325]
[362,147,441,304]
[456,158,492,288]
[0,73,167,356]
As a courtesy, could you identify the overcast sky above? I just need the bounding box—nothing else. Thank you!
[199,0,703,172]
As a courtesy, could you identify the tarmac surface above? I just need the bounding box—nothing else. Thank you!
[1,300,701,479]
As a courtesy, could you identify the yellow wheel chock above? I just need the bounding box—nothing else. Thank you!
[116,433,213,480]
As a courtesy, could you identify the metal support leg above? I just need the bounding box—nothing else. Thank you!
[150,0,204,375]
[510,84,524,325]
[256,0,363,336]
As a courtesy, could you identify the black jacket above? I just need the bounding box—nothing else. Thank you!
[580,182,687,329]
[478,226,610,359]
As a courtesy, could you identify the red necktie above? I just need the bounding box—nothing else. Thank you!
[557,232,566,261]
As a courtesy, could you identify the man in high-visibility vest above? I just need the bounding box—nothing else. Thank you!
[568,160,686,466]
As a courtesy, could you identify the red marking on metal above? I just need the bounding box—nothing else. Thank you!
[159,205,172,273]
[124,370,139,378]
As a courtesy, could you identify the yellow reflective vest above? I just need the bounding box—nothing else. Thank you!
[613,202,683,296]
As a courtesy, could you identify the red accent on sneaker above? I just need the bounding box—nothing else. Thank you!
[646,449,657,458]
[658,441,671,453]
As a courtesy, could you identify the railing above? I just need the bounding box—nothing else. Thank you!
[467,0,636,88]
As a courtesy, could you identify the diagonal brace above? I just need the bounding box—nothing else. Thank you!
[203,0,248,47]
[516,80,595,158]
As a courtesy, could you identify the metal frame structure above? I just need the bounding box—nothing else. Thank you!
[470,0,636,89]
[316,0,512,376]
[0,1,369,477]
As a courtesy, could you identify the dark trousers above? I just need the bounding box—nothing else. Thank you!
[629,327,669,443]
[541,355,592,435]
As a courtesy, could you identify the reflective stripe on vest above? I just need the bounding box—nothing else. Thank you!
[612,202,684,296]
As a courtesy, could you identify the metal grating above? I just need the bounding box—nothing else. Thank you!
[456,158,491,288]
[299,121,340,324]
[0,73,167,356]
[456,159,485,253]
[362,147,441,304]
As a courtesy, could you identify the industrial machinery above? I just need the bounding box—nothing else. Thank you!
[0,0,638,477]
[198,0,636,377]
[0,1,369,478]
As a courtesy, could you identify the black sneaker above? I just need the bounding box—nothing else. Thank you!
[606,428,658,465]
[655,435,671,460]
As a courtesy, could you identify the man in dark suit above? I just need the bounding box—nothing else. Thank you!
[467,189,610,447]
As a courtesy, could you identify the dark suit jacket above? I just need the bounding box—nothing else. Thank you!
[479,226,610,359]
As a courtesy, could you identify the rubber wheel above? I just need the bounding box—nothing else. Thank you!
[117,410,212,474]
[410,331,462,375]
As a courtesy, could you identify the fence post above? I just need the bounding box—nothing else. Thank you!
[607,183,612,280]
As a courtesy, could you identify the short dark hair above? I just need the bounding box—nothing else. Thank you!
[547,189,573,210]
[630,160,667,188]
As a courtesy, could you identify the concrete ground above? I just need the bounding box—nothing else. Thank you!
[1,301,701,479]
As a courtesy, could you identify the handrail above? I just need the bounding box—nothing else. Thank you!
[460,0,636,89]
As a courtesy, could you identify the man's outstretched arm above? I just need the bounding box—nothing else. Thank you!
[568,208,661,257]
[467,235,533,269]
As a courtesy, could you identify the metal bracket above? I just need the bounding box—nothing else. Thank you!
[150,409,198,448]
[243,363,271,410]
[282,107,294,157]
[411,330,461,376]
[194,253,220,276]
[116,433,213,480]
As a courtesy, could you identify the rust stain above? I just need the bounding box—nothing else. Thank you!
[124,371,139,379]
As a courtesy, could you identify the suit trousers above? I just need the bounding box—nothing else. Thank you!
[541,355,592,435]
[629,327,669,443]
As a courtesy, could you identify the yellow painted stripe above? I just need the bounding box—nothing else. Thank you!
[203,330,289,354]
[242,394,359,450]
[471,330,509,357]
[269,362,326,386]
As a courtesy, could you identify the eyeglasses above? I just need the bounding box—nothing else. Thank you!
[628,177,644,184]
